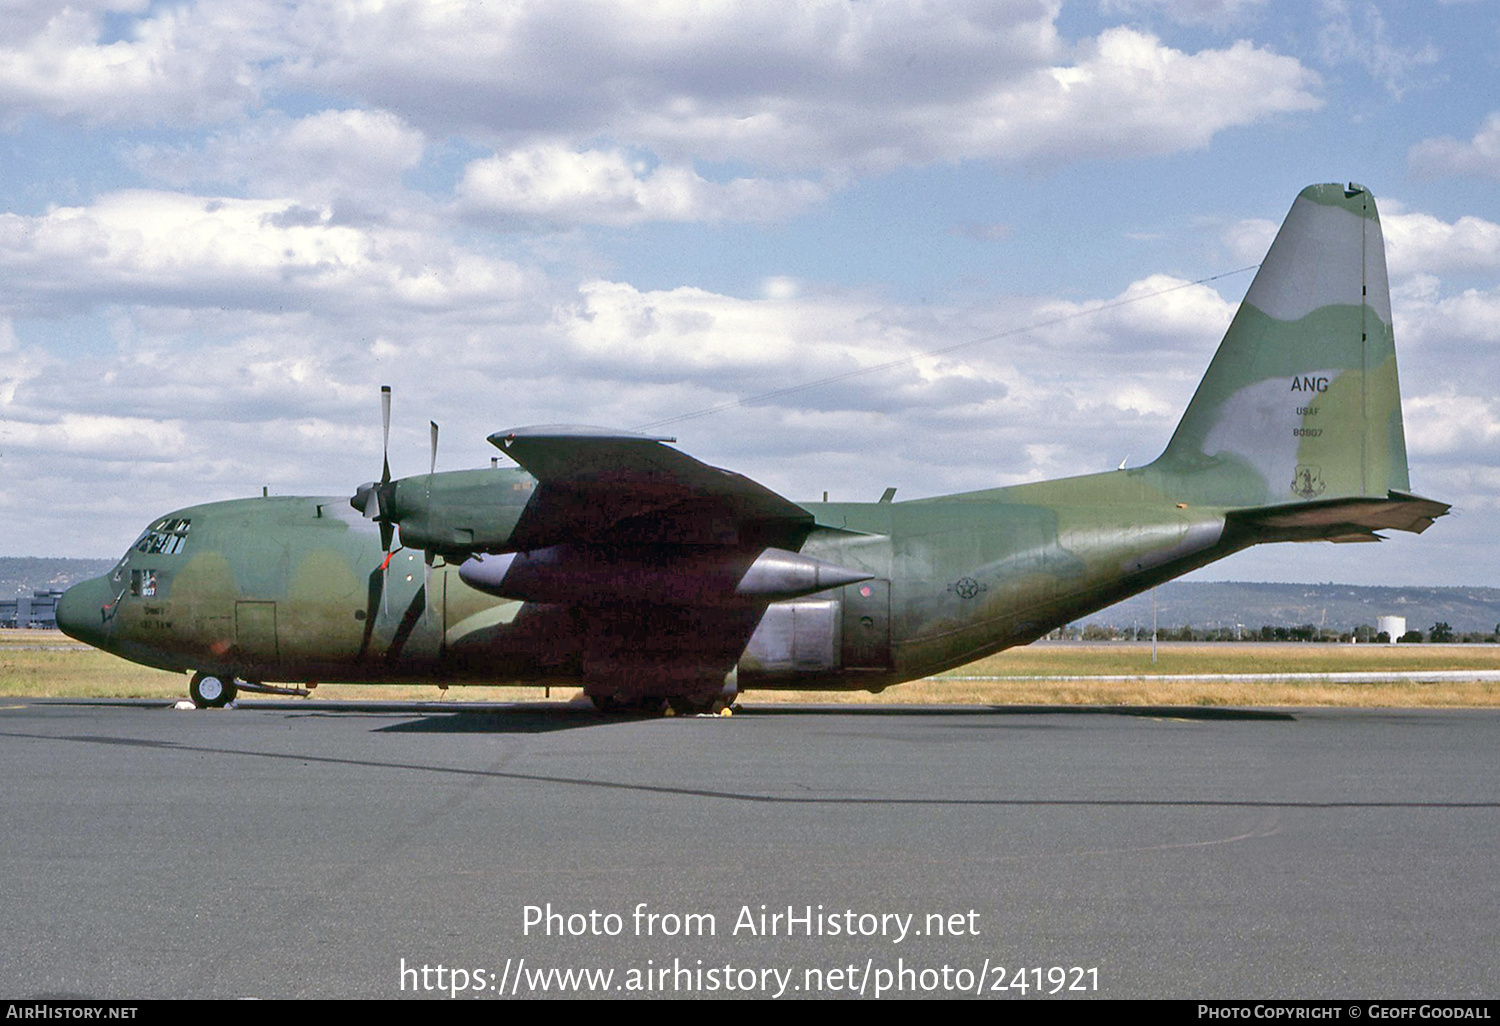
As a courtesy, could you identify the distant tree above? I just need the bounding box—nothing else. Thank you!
[1399,629,1424,644]
[1375,631,1391,644]
[1429,622,1454,643]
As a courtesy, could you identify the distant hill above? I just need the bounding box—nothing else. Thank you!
[1088,581,1500,635]
[1,557,115,597]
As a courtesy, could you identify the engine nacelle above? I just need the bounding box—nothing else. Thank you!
[457,545,871,606]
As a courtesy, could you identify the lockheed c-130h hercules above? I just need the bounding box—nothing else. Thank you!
[57,184,1448,712]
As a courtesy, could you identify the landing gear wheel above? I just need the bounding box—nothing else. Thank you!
[588,693,668,715]
[587,693,619,713]
[666,679,737,715]
[189,672,237,709]
[667,694,725,716]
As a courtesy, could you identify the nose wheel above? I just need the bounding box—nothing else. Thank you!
[189,672,237,709]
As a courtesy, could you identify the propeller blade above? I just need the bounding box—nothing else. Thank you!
[380,385,392,485]
[423,550,434,623]
[429,421,439,477]
[379,520,394,617]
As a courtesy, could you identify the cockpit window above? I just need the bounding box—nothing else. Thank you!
[134,518,191,556]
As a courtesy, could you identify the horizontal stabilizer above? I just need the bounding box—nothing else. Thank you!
[1228,490,1450,544]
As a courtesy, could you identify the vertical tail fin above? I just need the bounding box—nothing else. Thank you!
[1153,183,1410,508]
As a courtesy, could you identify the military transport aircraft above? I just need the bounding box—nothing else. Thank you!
[56,184,1448,712]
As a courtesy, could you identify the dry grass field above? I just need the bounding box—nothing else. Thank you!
[5,629,1498,708]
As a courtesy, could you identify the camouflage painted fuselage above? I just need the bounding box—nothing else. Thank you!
[58,465,1242,691]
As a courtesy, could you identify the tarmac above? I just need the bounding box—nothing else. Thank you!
[1,698,1496,999]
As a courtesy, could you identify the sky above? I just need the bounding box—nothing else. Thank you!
[1,0,1498,587]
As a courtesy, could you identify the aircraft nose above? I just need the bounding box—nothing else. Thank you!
[56,576,115,648]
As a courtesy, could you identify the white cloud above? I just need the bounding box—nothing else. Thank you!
[1396,282,1500,351]
[1404,393,1500,459]
[0,190,535,316]
[1383,211,1500,277]
[1027,273,1237,353]
[1409,112,1500,182]
[130,110,428,211]
[622,25,1320,172]
[0,0,148,40]
[1316,0,1439,100]
[560,280,898,374]
[2,412,189,461]
[457,145,828,227]
[283,0,1068,151]
[762,277,800,301]
[0,2,264,126]
[1222,218,1278,266]
[1226,208,1500,279]
[0,2,1319,176]
[1100,0,1270,29]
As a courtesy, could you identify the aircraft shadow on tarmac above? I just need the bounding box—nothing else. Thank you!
[368,702,1295,735]
[373,708,644,734]
[34,698,1295,734]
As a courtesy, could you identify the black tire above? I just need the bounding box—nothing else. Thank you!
[667,682,737,715]
[189,672,237,709]
[667,694,715,716]
[588,692,667,715]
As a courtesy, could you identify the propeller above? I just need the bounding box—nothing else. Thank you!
[352,385,400,615]
[424,420,438,621]
[351,385,396,553]
[350,388,444,623]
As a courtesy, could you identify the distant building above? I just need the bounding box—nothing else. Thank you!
[1376,615,1406,645]
[0,590,66,629]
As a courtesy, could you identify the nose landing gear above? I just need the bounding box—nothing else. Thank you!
[188,671,237,709]
[186,672,313,707]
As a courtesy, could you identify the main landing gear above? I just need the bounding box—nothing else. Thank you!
[588,693,735,715]
[587,670,740,716]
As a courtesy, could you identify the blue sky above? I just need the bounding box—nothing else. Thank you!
[1,0,1498,587]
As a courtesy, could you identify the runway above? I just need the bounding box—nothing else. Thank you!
[1,699,1496,999]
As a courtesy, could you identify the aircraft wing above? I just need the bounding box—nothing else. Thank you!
[489,426,814,551]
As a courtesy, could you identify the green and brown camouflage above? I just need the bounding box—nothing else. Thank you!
[57,184,1448,711]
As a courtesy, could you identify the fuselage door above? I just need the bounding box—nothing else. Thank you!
[841,579,892,670]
